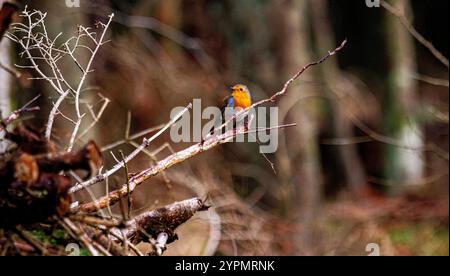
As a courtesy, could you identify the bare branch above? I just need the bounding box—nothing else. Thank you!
[75,123,296,213]
[69,104,193,194]
[381,0,449,68]
[101,124,166,152]
[73,14,114,120]
[412,74,449,88]
[109,198,208,246]
[67,114,86,152]
[77,94,111,140]
[1,95,41,131]
[7,9,114,146]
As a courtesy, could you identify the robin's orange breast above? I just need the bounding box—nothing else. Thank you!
[231,91,252,109]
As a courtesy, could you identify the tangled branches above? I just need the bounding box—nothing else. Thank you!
[0,6,347,256]
[5,7,113,149]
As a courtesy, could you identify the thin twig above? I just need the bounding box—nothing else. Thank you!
[381,0,449,68]
[119,150,132,220]
[69,104,193,194]
[101,124,166,152]
[412,74,449,88]
[59,218,100,256]
[77,94,111,139]
[15,226,48,256]
[350,113,449,161]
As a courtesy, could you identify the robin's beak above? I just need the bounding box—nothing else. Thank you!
[228,86,234,91]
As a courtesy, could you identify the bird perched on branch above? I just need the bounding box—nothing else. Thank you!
[223,84,252,110]
[208,84,253,137]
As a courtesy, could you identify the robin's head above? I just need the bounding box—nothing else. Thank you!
[230,84,251,100]
[229,84,252,109]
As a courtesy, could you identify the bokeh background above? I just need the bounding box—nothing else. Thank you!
[2,0,448,255]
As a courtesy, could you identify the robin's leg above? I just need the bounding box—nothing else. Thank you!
[243,113,254,132]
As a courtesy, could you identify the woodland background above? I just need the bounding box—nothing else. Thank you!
[0,0,448,256]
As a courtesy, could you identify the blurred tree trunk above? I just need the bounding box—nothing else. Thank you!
[272,0,323,255]
[383,0,423,191]
[0,0,15,153]
[0,0,14,119]
[310,0,367,193]
[155,0,182,52]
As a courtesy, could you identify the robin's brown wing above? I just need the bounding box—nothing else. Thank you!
[209,95,234,135]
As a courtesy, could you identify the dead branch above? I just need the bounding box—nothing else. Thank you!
[0,95,40,132]
[5,7,114,146]
[34,140,103,177]
[110,198,208,247]
[76,124,294,213]
[68,198,208,255]
[69,104,193,194]
[5,124,56,154]
[100,124,166,152]
[412,74,449,88]
[59,218,100,256]
[1,127,103,227]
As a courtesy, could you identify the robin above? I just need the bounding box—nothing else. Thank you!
[209,84,252,137]
[223,84,252,110]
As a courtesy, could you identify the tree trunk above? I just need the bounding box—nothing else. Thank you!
[311,0,367,193]
[272,0,323,255]
[0,0,14,119]
[0,0,16,153]
[384,0,423,192]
